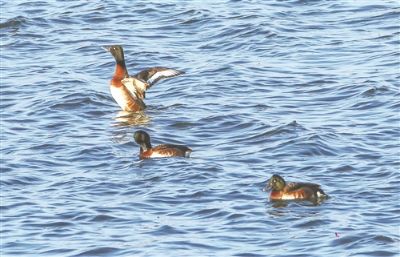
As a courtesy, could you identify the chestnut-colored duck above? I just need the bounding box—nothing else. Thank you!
[264,174,327,202]
[104,45,184,112]
[133,130,192,159]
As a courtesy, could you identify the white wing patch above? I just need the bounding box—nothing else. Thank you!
[121,77,138,96]
[147,69,182,85]
[122,77,149,99]
[149,152,174,158]
[280,194,297,200]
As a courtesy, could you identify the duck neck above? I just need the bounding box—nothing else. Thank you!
[114,61,128,80]
[140,142,152,152]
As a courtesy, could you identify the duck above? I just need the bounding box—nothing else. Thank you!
[133,130,192,159]
[264,174,327,202]
[104,45,184,112]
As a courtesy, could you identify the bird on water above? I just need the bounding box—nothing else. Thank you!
[264,174,328,203]
[104,45,184,112]
[133,130,192,159]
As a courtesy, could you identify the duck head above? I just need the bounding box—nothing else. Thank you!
[134,130,152,151]
[265,174,286,191]
[104,45,125,63]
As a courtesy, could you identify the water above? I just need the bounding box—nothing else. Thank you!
[1,0,399,256]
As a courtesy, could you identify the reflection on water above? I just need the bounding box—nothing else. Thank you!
[113,111,150,126]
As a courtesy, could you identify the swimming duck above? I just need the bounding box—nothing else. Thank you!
[264,174,327,202]
[104,45,184,112]
[133,130,192,159]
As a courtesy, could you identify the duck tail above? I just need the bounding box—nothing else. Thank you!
[316,188,328,198]
[184,148,192,158]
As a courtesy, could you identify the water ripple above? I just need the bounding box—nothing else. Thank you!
[1,0,399,256]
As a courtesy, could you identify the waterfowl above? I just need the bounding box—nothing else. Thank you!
[264,174,327,202]
[133,130,192,159]
[104,45,184,112]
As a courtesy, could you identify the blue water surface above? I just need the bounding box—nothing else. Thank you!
[1,0,399,256]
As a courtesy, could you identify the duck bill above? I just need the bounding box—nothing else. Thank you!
[102,45,112,52]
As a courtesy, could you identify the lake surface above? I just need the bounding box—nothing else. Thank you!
[1,0,399,256]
